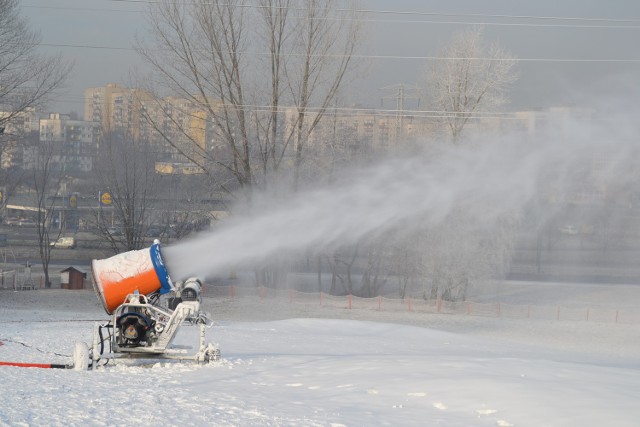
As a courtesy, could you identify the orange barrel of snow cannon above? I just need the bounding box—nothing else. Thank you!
[91,241,173,314]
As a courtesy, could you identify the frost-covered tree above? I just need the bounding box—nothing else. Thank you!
[425,27,517,142]
[385,209,519,302]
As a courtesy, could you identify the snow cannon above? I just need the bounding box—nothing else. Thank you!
[91,240,173,314]
[76,240,221,370]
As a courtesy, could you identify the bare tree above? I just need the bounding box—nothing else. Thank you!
[0,0,70,129]
[31,141,65,288]
[135,0,361,288]
[0,0,69,222]
[254,0,290,187]
[156,173,220,240]
[389,233,424,299]
[425,27,517,142]
[136,0,361,195]
[0,132,23,218]
[319,236,390,298]
[92,130,160,253]
[284,1,361,190]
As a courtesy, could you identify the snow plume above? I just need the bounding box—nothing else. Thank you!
[163,112,640,281]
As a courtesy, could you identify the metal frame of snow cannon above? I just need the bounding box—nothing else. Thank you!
[75,240,221,370]
[81,278,220,370]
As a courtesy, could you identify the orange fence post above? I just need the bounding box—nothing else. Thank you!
[289,289,293,304]
[437,299,442,314]
[348,294,352,309]
[230,285,235,300]
[378,296,382,311]
[407,296,413,312]
[320,292,323,306]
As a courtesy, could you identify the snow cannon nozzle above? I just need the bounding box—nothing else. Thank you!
[90,241,174,314]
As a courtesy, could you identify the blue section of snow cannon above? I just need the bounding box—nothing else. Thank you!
[150,242,173,294]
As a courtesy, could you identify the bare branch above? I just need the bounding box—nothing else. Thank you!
[0,0,72,127]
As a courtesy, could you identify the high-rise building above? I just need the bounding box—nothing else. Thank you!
[83,83,153,137]
[284,106,434,153]
[84,83,218,174]
[37,113,100,172]
[0,108,44,169]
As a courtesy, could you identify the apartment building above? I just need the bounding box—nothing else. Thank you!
[84,84,216,173]
[36,113,100,172]
[0,108,44,169]
[284,106,435,155]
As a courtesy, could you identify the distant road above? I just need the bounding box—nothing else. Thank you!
[0,225,112,264]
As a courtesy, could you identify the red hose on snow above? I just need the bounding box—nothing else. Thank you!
[0,361,68,369]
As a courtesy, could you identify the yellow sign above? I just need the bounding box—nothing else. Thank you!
[100,191,112,206]
[69,194,77,208]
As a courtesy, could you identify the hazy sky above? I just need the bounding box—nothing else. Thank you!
[21,0,640,116]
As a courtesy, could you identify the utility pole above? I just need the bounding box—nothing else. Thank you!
[380,84,420,142]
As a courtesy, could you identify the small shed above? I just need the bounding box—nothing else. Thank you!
[61,266,87,290]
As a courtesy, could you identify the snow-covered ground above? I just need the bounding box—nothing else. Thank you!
[1,282,639,427]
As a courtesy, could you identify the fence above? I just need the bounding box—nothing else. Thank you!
[202,284,640,325]
[0,269,56,291]
[0,270,17,290]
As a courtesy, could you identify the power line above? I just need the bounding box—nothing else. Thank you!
[26,1,640,28]
[46,95,516,116]
[22,5,143,13]
[373,20,640,29]
[40,43,134,51]
[36,106,534,122]
[37,43,640,62]
[25,5,640,28]
[102,0,640,23]
[39,95,541,121]
[343,8,640,25]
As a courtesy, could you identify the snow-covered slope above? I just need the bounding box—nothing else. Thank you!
[1,286,639,427]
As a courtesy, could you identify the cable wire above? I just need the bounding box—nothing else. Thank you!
[102,0,640,25]
[0,338,71,358]
[36,43,640,62]
[24,1,640,28]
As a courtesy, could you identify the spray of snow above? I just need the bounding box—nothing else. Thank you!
[163,114,639,280]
